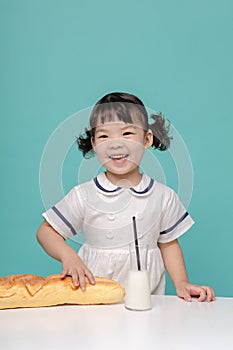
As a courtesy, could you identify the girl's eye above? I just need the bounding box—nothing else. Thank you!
[98,134,108,139]
[123,131,134,136]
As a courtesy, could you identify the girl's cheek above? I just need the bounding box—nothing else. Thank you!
[94,141,108,153]
[131,144,146,165]
[94,144,108,164]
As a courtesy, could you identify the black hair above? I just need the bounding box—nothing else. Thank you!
[77,92,171,158]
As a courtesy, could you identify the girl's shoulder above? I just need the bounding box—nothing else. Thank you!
[153,180,175,192]
[148,177,179,201]
[65,178,95,198]
[142,173,176,194]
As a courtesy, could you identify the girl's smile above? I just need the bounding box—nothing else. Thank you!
[109,153,129,164]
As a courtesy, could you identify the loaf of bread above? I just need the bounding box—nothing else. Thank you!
[0,274,125,309]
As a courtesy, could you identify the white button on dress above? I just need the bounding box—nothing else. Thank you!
[136,212,143,220]
[107,213,116,221]
[106,231,114,239]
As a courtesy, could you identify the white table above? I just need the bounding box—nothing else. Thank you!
[0,296,232,350]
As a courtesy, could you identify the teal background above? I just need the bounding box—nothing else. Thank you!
[1,0,232,296]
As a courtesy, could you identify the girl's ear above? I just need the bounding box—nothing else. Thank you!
[144,129,153,149]
[91,136,96,152]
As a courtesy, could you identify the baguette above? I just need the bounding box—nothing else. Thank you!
[0,274,125,309]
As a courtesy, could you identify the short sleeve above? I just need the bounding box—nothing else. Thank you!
[158,187,194,243]
[42,186,84,240]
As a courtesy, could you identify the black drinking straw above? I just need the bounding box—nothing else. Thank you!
[132,216,141,271]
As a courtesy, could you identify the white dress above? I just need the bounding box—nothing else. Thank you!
[42,172,194,294]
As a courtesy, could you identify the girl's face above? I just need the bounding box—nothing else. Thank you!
[91,121,153,186]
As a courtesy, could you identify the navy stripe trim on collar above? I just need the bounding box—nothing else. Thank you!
[130,178,154,194]
[52,206,77,235]
[93,177,121,193]
[93,177,154,194]
[160,212,189,235]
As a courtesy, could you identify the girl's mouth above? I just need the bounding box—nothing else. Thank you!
[109,154,129,164]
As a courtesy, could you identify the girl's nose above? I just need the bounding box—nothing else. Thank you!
[109,138,124,149]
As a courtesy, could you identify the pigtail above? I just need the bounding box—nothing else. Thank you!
[149,113,172,151]
[76,128,94,158]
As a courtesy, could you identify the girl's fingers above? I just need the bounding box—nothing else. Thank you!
[78,268,96,291]
[60,269,79,287]
[197,287,207,302]
[188,285,215,302]
[71,272,80,288]
[201,286,216,302]
[60,268,68,279]
[60,263,95,292]
[72,268,93,291]
[176,286,192,302]
[177,283,216,302]
[183,293,192,302]
[85,269,96,285]
[78,271,87,291]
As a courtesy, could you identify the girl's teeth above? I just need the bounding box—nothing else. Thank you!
[110,155,126,159]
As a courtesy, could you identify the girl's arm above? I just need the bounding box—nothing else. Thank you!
[36,221,95,290]
[158,239,215,302]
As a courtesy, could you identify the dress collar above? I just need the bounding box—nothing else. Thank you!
[93,172,155,196]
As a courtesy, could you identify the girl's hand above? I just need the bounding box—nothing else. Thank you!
[176,281,215,302]
[60,253,95,291]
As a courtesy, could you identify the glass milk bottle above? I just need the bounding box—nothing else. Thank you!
[125,243,152,311]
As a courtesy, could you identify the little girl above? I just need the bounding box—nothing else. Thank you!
[37,92,215,302]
